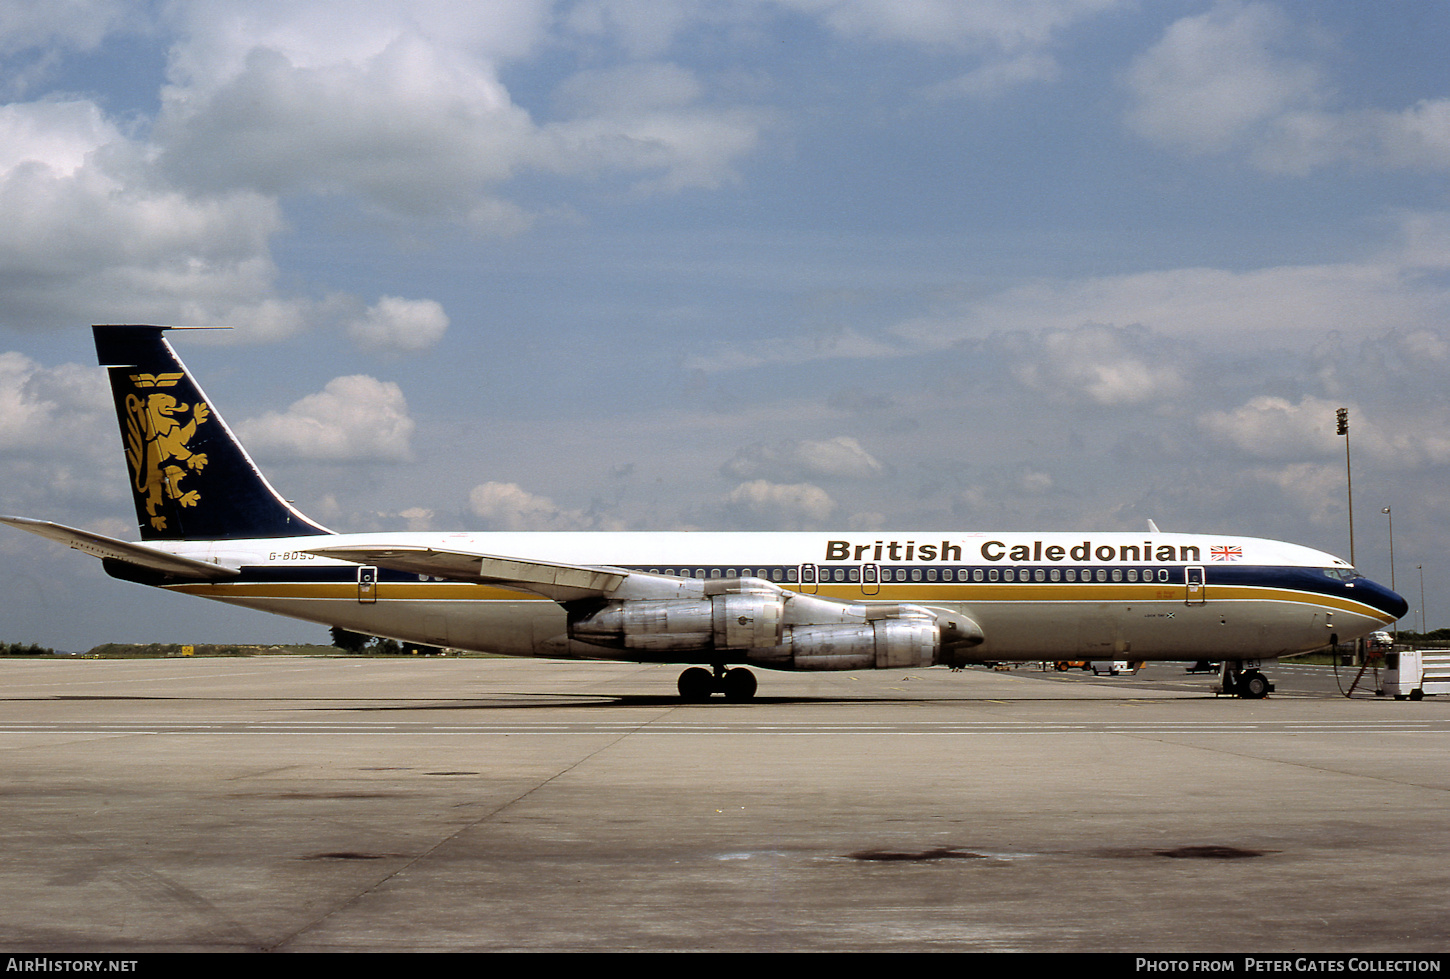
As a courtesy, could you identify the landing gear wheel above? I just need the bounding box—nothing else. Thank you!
[678,667,714,702]
[721,667,757,702]
[1241,671,1271,699]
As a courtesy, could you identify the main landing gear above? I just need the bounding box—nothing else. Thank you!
[677,665,758,703]
[1214,660,1274,699]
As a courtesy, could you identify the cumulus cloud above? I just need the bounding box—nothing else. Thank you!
[1199,388,1450,475]
[152,6,771,223]
[155,39,541,228]
[1124,1,1324,156]
[1126,1,1450,174]
[1256,100,1450,175]
[0,351,109,454]
[722,436,884,481]
[0,98,116,175]
[0,2,781,331]
[346,296,449,354]
[0,94,304,332]
[1198,394,1345,460]
[0,351,121,519]
[0,0,135,60]
[235,374,415,462]
[397,506,434,531]
[720,479,836,530]
[1007,323,1186,407]
[467,480,621,530]
[160,0,553,90]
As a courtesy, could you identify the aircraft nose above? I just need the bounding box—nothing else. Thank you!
[1365,580,1409,621]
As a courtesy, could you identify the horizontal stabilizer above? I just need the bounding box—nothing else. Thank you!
[304,544,628,601]
[0,516,240,580]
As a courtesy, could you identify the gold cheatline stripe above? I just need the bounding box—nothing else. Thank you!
[166,580,1395,620]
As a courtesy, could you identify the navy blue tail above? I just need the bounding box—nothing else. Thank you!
[95,325,332,541]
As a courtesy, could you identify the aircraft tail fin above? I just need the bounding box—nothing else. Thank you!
[94,325,332,541]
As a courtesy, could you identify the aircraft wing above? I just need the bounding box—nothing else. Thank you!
[0,516,241,580]
[304,543,633,602]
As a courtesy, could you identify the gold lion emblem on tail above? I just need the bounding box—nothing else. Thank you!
[124,386,211,532]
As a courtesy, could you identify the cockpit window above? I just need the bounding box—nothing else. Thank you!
[1322,568,1364,581]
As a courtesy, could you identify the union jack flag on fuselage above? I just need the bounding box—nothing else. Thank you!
[1211,545,1243,561]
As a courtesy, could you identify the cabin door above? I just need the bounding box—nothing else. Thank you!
[358,566,378,604]
[797,563,819,594]
[861,563,880,596]
[1184,566,1206,606]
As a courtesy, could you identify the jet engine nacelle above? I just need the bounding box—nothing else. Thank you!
[771,615,940,670]
[568,590,784,652]
[568,577,982,670]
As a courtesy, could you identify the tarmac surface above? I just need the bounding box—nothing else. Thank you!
[0,655,1446,953]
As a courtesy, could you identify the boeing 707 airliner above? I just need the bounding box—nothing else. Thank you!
[1,326,1407,701]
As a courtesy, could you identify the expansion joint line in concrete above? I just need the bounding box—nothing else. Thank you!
[264,714,663,951]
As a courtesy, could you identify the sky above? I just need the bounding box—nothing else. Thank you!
[2,0,1448,650]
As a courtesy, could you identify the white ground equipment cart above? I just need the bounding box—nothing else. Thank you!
[1383,649,1450,701]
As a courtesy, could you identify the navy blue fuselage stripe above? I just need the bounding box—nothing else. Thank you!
[178,562,1403,619]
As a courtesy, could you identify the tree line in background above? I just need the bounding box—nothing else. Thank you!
[3,634,448,656]
[1,641,55,655]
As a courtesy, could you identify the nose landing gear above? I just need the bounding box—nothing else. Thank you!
[677,665,758,702]
[1214,661,1274,699]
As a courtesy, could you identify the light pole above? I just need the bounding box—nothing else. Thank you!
[1338,408,1354,566]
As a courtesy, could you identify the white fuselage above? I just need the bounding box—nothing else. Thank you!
[147,530,1399,666]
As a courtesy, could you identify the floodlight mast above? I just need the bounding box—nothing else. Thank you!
[1338,407,1353,567]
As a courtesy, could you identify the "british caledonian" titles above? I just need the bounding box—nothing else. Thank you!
[824,540,1203,563]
